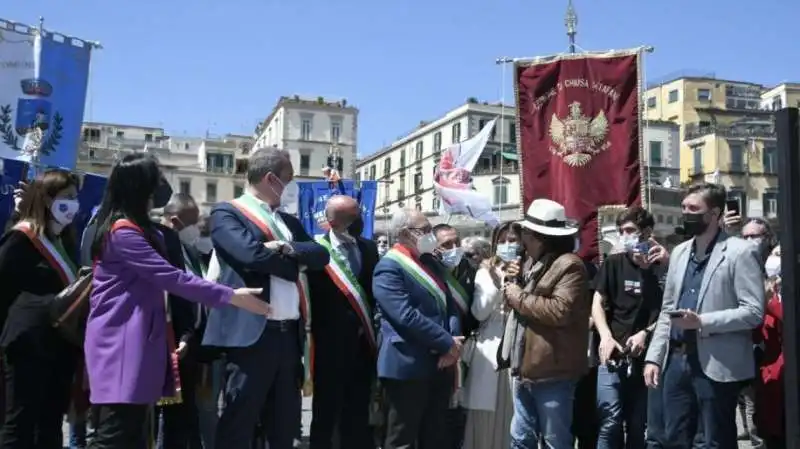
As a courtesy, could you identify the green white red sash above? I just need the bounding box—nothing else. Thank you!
[315,235,376,351]
[442,270,469,318]
[13,221,77,287]
[230,193,314,395]
[384,244,448,312]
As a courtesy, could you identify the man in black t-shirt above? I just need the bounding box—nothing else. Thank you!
[592,206,669,449]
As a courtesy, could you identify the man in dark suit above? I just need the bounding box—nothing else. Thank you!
[373,208,463,449]
[157,192,207,449]
[202,148,329,449]
[308,195,379,449]
[432,224,476,449]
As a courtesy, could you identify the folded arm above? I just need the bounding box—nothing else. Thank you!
[699,245,765,334]
[210,207,299,281]
[373,264,454,354]
[285,219,329,270]
[504,262,586,327]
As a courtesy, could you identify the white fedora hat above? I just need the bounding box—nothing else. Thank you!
[516,199,579,236]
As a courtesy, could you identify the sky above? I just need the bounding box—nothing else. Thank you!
[6,0,799,157]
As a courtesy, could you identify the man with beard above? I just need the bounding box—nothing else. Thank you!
[308,195,379,449]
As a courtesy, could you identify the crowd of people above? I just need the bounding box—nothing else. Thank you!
[0,146,787,449]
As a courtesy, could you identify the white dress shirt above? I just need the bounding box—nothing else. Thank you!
[259,203,301,321]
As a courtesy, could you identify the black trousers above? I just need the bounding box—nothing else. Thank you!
[0,336,76,449]
[382,370,454,449]
[573,366,598,449]
[87,404,148,449]
[309,337,374,449]
[158,356,202,449]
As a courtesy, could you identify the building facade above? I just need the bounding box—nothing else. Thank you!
[644,76,779,219]
[252,95,358,180]
[761,82,800,111]
[358,101,684,238]
[78,122,252,214]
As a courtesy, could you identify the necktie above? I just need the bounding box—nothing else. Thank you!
[341,242,361,275]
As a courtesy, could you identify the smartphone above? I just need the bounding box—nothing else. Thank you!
[666,310,685,318]
[726,198,740,215]
[634,241,651,254]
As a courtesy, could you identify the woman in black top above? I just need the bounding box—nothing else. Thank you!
[0,169,82,448]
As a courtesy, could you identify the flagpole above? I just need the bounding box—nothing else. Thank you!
[495,57,513,217]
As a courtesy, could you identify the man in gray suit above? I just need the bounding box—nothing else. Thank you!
[643,183,764,449]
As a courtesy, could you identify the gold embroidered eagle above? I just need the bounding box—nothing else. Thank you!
[549,101,611,167]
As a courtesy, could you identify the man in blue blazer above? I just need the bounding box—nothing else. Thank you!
[373,208,463,449]
[202,148,329,449]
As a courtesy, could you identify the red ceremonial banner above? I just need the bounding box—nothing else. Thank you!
[515,50,643,262]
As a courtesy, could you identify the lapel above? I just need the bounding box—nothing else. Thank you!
[697,232,729,308]
[670,244,690,306]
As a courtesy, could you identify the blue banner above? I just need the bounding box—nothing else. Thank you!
[0,21,93,169]
[297,180,377,239]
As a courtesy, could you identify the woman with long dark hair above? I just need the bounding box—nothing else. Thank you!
[0,169,82,448]
[85,154,270,449]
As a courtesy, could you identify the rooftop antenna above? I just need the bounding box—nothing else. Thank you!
[565,0,578,54]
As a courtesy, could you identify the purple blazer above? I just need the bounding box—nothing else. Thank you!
[85,227,233,405]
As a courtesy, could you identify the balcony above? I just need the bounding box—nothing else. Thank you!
[107,136,169,150]
[473,161,519,176]
[684,122,776,141]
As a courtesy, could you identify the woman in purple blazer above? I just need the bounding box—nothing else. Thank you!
[85,154,269,449]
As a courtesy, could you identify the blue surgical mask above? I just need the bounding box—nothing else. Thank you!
[496,242,520,262]
[441,247,464,268]
[621,233,640,252]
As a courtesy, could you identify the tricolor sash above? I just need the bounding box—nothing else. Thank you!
[13,221,77,287]
[384,244,448,312]
[442,270,469,318]
[110,219,182,406]
[315,236,376,351]
[229,193,314,396]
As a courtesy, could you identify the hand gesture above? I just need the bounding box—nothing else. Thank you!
[643,362,660,388]
[13,181,29,212]
[646,237,669,265]
[670,309,701,330]
[625,330,648,357]
[449,336,465,358]
[230,288,271,316]
[722,209,742,230]
[264,241,286,252]
[504,260,521,278]
[437,353,458,369]
[598,335,623,365]
[175,341,189,359]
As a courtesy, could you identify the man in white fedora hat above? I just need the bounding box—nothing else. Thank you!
[499,198,591,449]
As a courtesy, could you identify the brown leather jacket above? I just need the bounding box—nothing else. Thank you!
[503,252,591,382]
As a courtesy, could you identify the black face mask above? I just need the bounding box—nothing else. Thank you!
[681,212,710,236]
[347,215,364,237]
[152,177,173,209]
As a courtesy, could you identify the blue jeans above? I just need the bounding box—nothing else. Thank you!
[510,378,575,449]
[196,360,224,449]
[660,350,742,449]
[596,364,647,449]
[646,380,704,449]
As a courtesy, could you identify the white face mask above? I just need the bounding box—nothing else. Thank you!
[50,199,80,226]
[496,242,520,262]
[280,179,299,209]
[620,233,640,252]
[416,232,437,254]
[178,224,200,247]
[195,237,213,254]
[765,255,781,278]
[441,247,464,268]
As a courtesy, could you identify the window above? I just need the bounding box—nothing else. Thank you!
[451,123,461,143]
[432,194,441,211]
[668,89,679,103]
[301,118,312,140]
[300,154,311,176]
[206,154,234,174]
[697,89,711,101]
[433,132,442,151]
[383,158,392,176]
[330,121,341,143]
[414,173,423,192]
[763,144,777,174]
[233,184,244,198]
[369,164,376,180]
[400,149,406,167]
[509,123,516,142]
[493,179,509,205]
[666,215,674,225]
[179,179,191,195]
[772,96,783,111]
[729,143,745,172]
[646,97,657,109]
[116,131,124,138]
[83,128,100,142]
[144,133,153,142]
[184,142,190,150]
[649,141,663,166]
[415,141,423,160]
[397,188,405,201]
[763,192,778,217]
[206,182,217,203]
[692,146,703,174]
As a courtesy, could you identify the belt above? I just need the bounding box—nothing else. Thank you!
[264,319,300,332]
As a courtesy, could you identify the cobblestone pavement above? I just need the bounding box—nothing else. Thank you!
[62,396,752,449]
